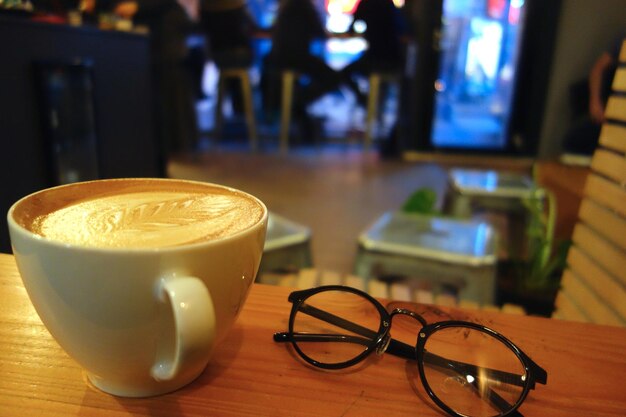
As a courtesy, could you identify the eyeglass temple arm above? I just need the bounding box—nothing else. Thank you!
[273,303,379,345]
[273,332,371,346]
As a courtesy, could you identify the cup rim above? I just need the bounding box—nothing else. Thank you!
[7,178,268,254]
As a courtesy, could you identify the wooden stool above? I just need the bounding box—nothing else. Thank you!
[365,72,399,150]
[279,70,297,154]
[214,68,257,151]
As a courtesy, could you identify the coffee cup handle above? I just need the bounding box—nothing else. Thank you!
[150,277,216,382]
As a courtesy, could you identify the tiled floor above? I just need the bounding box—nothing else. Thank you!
[168,149,449,275]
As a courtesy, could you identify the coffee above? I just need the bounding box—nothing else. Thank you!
[12,179,264,249]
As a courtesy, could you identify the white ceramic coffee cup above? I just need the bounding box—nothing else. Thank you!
[7,178,268,397]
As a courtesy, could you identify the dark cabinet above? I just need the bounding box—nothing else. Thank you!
[0,17,163,253]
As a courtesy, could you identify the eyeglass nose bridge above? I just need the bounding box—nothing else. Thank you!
[375,309,427,357]
[389,308,428,327]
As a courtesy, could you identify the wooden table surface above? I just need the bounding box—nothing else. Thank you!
[1,252,624,416]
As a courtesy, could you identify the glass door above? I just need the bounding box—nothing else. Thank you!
[431,0,527,150]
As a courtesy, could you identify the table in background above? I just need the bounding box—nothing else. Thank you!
[444,168,544,260]
[534,160,590,243]
[0,253,624,416]
[354,211,497,305]
[260,212,312,275]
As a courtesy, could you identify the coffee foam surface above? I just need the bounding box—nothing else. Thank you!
[15,181,264,249]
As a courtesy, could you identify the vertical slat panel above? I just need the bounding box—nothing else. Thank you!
[567,246,626,320]
[590,148,626,184]
[572,224,626,285]
[560,270,625,326]
[598,124,626,153]
[619,40,626,62]
[605,96,626,122]
[554,292,589,323]
[579,199,626,250]
[584,174,626,216]
[612,68,626,92]
[553,38,626,327]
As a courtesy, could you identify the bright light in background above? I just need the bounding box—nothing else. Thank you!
[353,20,367,33]
[326,37,368,56]
[326,0,405,12]
[325,0,405,33]
[325,0,359,14]
[327,13,354,33]
[432,0,528,150]
[484,171,498,191]
[326,0,357,33]
[465,18,503,81]
[509,0,524,24]
[327,1,342,14]
[325,36,367,70]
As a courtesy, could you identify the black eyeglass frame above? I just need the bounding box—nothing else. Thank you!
[274,285,548,417]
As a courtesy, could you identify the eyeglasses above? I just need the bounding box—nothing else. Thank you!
[273,285,547,417]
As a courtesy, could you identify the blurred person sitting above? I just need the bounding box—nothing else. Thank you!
[200,0,255,69]
[561,34,624,162]
[341,0,407,106]
[267,0,346,139]
[200,0,257,114]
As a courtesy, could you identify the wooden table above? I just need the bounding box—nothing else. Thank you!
[1,253,624,416]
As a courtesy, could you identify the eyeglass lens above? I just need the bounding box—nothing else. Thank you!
[421,326,527,417]
[291,289,382,366]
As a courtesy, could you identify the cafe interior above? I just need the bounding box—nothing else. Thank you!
[0,0,625,414]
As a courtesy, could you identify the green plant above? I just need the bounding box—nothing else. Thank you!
[401,188,439,215]
[517,187,570,291]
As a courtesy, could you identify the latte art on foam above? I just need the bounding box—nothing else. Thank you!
[34,191,262,248]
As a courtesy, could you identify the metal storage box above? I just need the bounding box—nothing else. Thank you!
[354,211,497,304]
[259,212,312,275]
[446,168,544,215]
[445,168,544,260]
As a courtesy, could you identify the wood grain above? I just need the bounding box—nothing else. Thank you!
[1,253,626,416]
